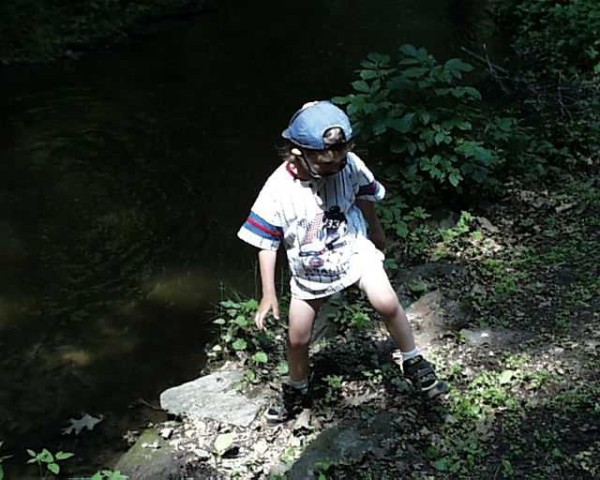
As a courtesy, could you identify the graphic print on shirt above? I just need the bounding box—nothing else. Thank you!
[298,206,349,280]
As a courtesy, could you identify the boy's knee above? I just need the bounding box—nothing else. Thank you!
[372,292,400,319]
[288,332,311,350]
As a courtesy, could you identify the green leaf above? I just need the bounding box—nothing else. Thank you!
[434,458,449,471]
[399,44,419,57]
[420,157,432,171]
[219,300,238,309]
[252,351,268,364]
[27,449,36,457]
[277,361,289,375]
[331,95,350,105]
[90,473,103,480]
[389,113,415,133]
[499,370,516,385]
[0,465,4,480]
[420,111,431,125]
[55,451,74,461]
[233,315,249,327]
[245,369,257,382]
[231,338,248,351]
[444,58,474,73]
[463,86,482,100]
[39,449,54,463]
[47,463,60,475]
[449,172,462,187]
[359,69,379,80]
[394,222,409,238]
[352,80,370,93]
[213,318,226,325]
[401,67,429,78]
[367,52,390,64]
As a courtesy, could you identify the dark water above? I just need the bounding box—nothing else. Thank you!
[0,0,488,452]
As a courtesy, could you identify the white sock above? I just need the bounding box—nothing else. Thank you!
[401,348,420,362]
[288,378,309,393]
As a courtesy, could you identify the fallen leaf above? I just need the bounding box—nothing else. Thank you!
[292,408,312,433]
[61,413,103,436]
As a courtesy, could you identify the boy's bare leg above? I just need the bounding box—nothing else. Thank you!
[358,263,416,352]
[358,261,448,398]
[287,297,327,382]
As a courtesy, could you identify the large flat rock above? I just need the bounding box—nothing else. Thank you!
[159,370,267,427]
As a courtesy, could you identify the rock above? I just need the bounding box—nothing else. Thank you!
[192,448,211,461]
[460,328,536,348]
[477,216,499,233]
[395,262,466,305]
[405,290,471,345]
[114,428,189,480]
[286,413,394,480]
[159,370,268,428]
[311,292,345,343]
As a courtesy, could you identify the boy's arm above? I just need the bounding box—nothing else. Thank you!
[356,199,386,251]
[255,249,280,330]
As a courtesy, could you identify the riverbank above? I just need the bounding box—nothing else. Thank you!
[109,166,599,479]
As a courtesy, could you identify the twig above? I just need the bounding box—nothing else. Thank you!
[460,45,509,75]
[461,44,512,94]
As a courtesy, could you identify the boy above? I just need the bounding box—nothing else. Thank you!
[238,101,447,423]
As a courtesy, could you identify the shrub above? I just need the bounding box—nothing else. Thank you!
[333,45,520,198]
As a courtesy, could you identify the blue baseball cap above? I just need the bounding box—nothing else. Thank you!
[282,100,353,150]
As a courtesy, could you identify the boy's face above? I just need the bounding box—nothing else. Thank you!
[302,147,348,177]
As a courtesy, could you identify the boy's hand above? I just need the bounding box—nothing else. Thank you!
[255,293,280,330]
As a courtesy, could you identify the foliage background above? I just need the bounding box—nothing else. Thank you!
[0,0,204,62]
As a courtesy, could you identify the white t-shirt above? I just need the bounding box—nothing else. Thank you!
[238,152,385,299]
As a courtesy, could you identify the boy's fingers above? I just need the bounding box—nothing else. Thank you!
[273,303,280,319]
[254,310,265,330]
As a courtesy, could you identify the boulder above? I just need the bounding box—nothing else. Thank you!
[405,290,471,345]
[286,412,395,480]
[159,369,268,428]
[114,428,187,480]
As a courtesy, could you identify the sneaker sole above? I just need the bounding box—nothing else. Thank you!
[421,380,449,400]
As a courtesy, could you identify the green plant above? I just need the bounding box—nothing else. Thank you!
[496,0,600,76]
[210,297,287,384]
[334,46,519,197]
[323,374,344,403]
[361,368,384,386]
[327,298,373,331]
[26,448,74,478]
[492,0,600,164]
[314,459,336,479]
[430,210,475,260]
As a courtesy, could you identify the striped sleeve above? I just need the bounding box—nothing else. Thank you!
[351,153,386,202]
[237,181,283,250]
